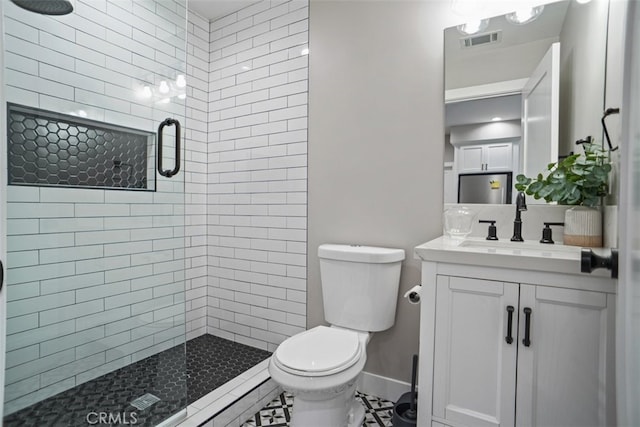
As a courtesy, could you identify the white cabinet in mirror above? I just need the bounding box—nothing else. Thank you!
[443,0,610,205]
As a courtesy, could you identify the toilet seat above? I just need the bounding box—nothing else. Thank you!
[274,326,362,377]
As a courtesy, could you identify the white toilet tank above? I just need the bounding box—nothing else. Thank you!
[318,244,405,332]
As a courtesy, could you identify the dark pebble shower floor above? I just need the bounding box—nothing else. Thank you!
[3,334,271,427]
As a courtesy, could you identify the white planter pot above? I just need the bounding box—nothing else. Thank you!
[563,206,602,247]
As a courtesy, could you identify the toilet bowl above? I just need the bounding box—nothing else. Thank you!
[268,244,405,427]
[269,326,370,427]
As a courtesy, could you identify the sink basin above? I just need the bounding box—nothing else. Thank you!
[458,239,580,258]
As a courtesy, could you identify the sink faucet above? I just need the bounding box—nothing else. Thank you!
[511,192,527,242]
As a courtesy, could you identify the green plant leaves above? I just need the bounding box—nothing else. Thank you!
[514,142,611,206]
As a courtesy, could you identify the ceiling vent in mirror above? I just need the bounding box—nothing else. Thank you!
[460,31,502,48]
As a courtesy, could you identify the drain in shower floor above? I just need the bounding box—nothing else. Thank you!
[130,393,161,411]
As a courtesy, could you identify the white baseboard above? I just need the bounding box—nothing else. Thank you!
[356,371,411,403]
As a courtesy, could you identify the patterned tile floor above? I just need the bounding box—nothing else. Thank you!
[3,334,271,427]
[241,391,394,427]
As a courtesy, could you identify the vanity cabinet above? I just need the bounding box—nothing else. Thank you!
[457,142,513,173]
[416,258,616,427]
[432,275,615,427]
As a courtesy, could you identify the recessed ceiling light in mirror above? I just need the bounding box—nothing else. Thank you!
[506,5,544,25]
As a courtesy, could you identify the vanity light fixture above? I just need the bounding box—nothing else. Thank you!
[506,5,544,25]
[457,18,490,35]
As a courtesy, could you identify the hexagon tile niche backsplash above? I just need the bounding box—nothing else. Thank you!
[7,104,155,191]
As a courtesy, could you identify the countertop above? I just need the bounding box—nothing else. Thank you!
[414,236,611,277]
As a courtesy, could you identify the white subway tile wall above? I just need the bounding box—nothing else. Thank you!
[207,0,308,352]
[3,0,194,414]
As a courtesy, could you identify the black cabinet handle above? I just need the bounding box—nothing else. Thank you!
[523,307,532,347]
[0,260,3,292]
[158,118,181,178]
[505,305,514,344]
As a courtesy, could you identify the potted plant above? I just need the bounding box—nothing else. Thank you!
[515,142,611,247]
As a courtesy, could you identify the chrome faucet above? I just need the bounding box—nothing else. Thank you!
[511,192,527,242]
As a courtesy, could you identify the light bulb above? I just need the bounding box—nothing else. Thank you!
[137,85,153,99]
[457,18,489,35]
[506,5,544,25]
[176,74,186,88]
[159,80,170,94]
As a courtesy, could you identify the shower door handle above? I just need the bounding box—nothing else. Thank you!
[157,118,181,178]
[0,260,4,292]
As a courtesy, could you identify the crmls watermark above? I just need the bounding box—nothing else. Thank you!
[86,412,138,425]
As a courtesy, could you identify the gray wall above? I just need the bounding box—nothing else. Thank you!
[308,0,454,383]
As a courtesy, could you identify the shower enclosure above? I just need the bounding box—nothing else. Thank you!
[0,0,310,423]
[2,0,189,424]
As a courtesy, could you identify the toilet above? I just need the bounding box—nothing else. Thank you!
[268,244,405,427]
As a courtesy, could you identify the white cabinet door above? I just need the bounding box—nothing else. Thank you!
[485,143,513,171]
[457,143,513,173]
[516,285,616,427]
[433,276,518,427]
[459,145,484,172]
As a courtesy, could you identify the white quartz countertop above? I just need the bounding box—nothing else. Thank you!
[414,236,611,277]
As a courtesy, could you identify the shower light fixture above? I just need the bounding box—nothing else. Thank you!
[176,74,186,88]
[159,80,170,94]
[506,5,544,25]
[457,18,490,35]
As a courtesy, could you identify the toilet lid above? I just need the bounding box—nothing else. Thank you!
[275,326,361,374]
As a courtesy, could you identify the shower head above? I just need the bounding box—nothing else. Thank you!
[10,0,73,15]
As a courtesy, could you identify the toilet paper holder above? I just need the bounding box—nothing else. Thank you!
[404,285,422,304]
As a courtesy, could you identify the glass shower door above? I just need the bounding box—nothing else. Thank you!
[1,0,188,425]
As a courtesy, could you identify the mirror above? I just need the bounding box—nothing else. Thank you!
[444,0,609,205]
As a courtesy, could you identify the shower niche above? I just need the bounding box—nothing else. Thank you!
[7,103,155,191]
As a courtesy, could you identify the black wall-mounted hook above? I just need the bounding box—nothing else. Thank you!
[602,107,620,152]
